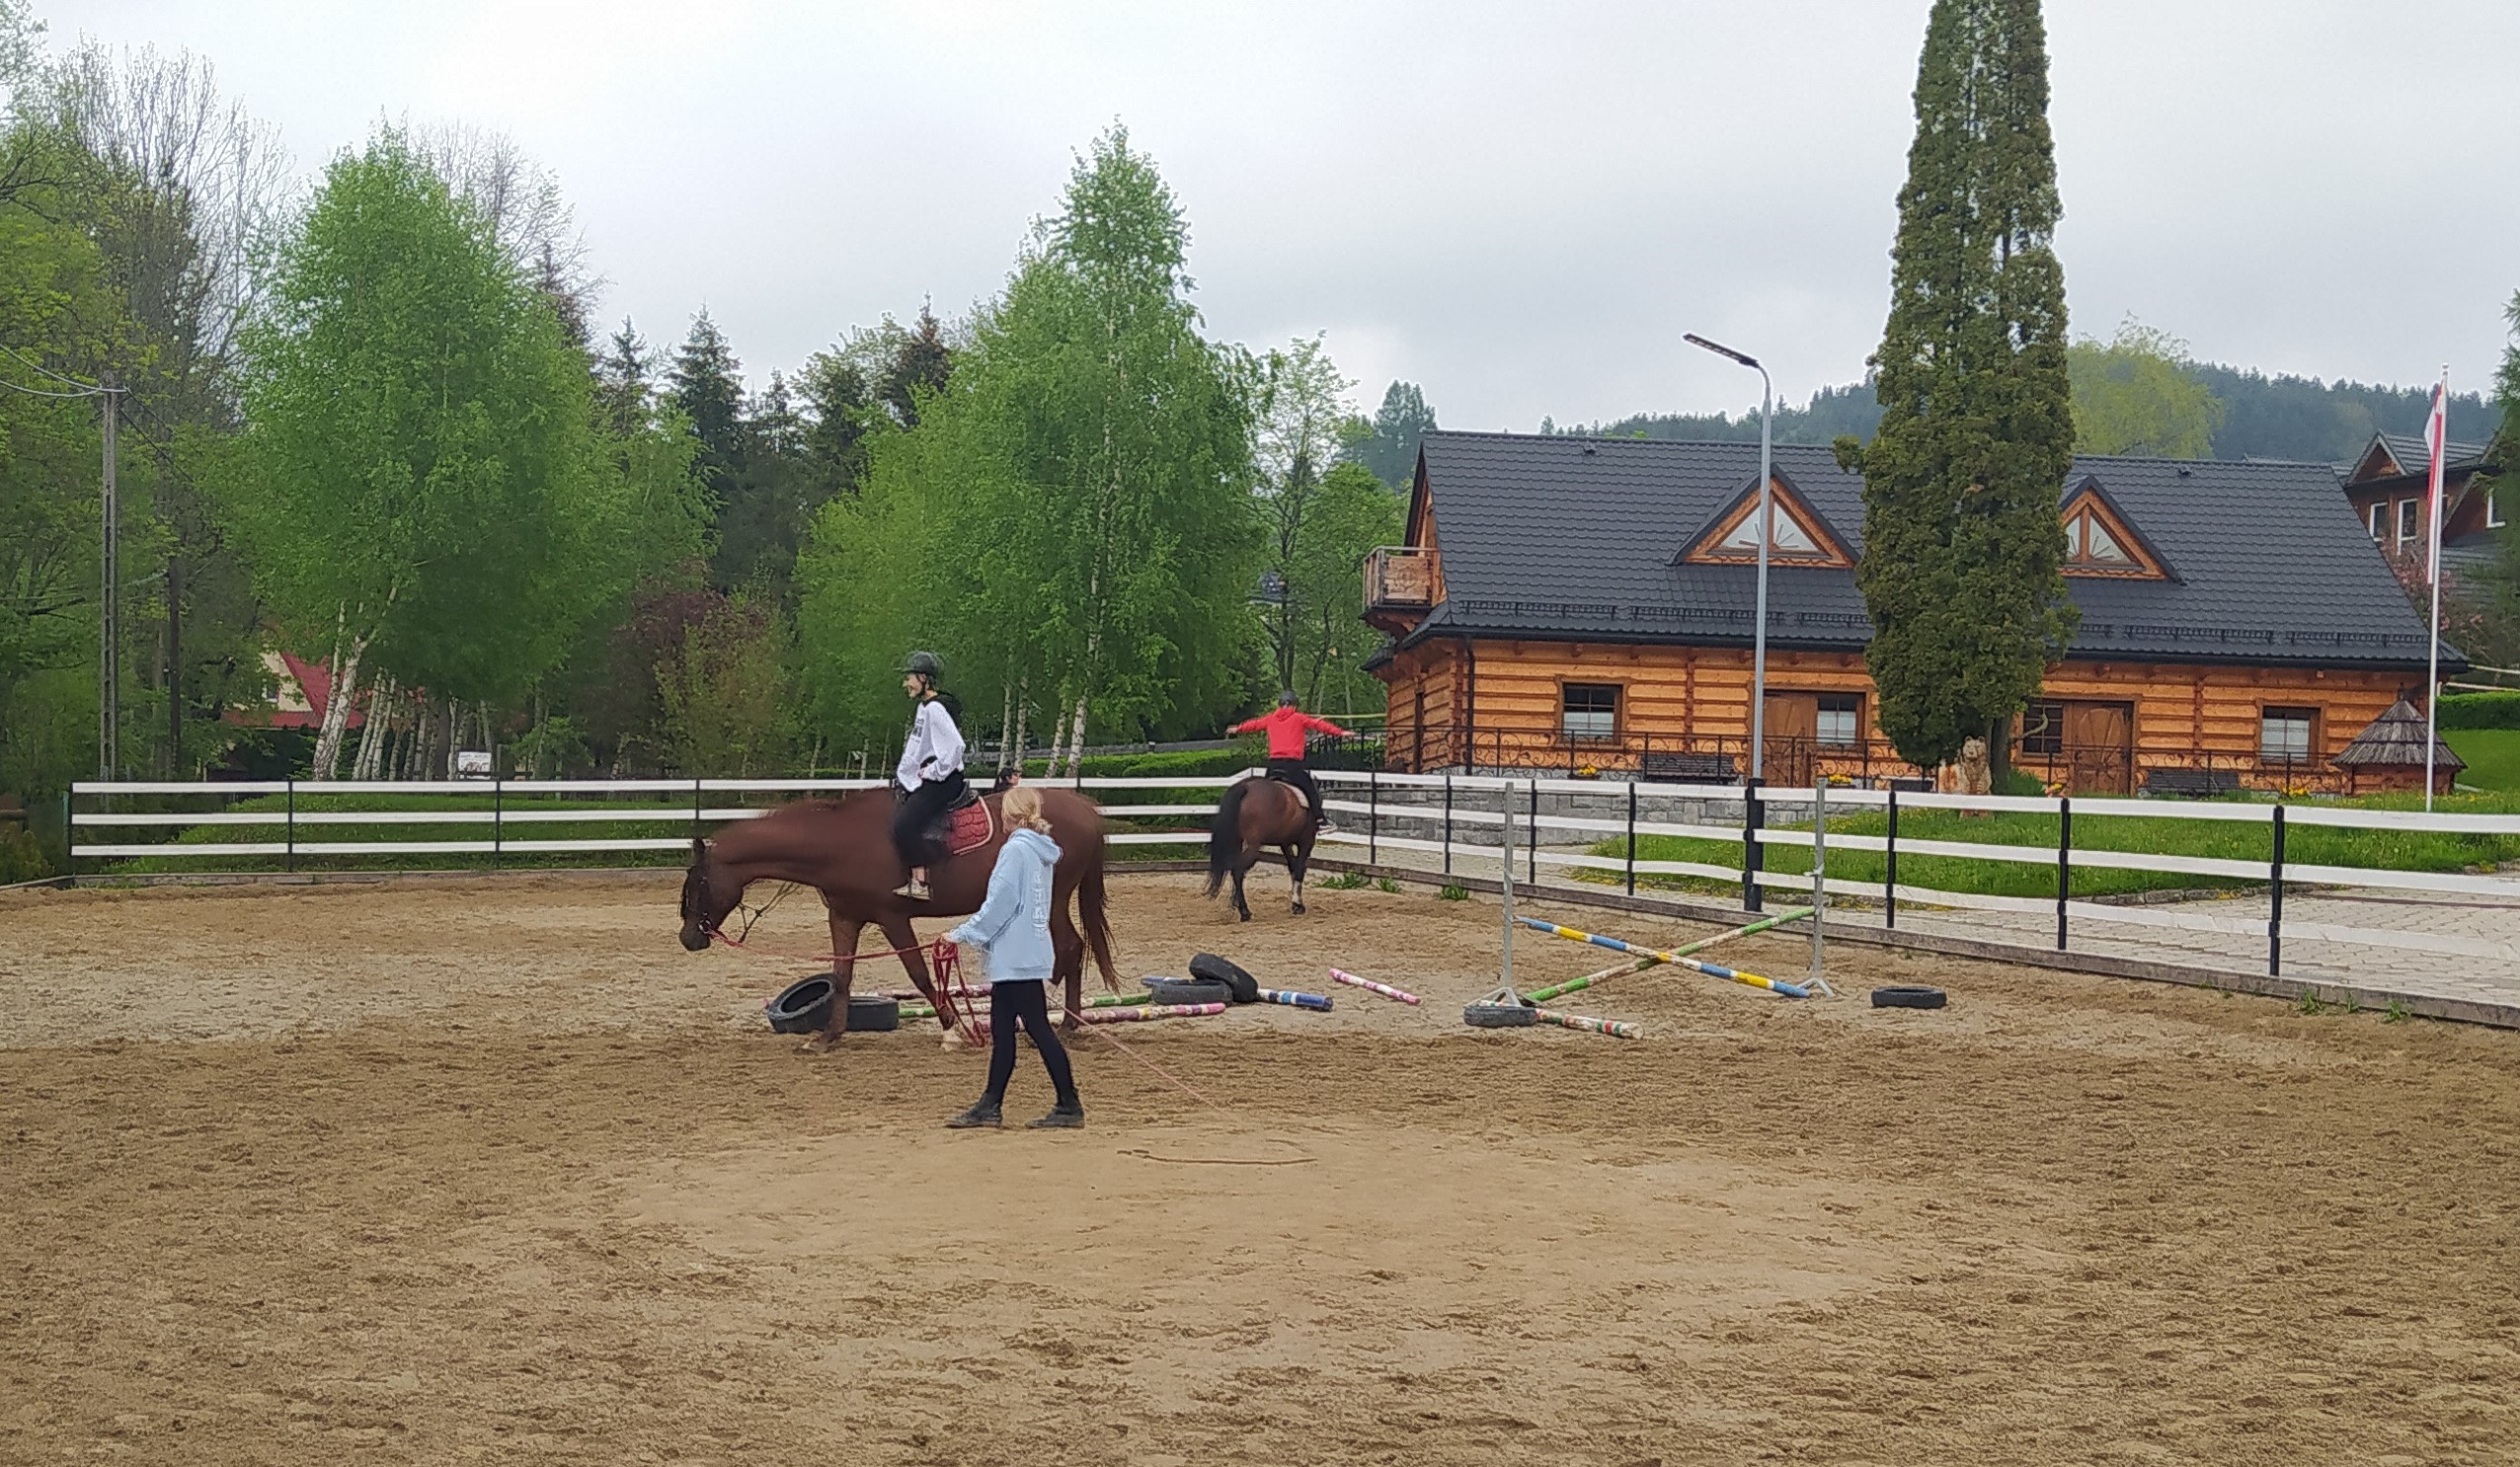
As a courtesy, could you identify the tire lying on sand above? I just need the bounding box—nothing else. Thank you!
[1462,1001,1538,1029]
[1188,953,1262,1004]
[845,994,902,1032]
[766,975,837,1035]
[1870,985,1947,1010]
[1144,976,1233,1007]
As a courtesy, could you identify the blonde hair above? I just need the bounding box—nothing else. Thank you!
[1003,783,1053,834]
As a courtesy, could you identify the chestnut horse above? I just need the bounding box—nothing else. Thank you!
[1204,774,1318,921]
[678,788,1118,1048]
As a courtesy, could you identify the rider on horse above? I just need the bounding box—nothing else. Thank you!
[892,651,967,901]
[1230,691,1348,833]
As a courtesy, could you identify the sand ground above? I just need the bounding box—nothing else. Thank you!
[3,871,2515,1464]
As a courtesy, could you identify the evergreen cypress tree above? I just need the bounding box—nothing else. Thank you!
[1839,0,2076,771]
[669,309,746,482]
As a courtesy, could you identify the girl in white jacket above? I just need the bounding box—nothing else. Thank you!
[942,784,1083,1129]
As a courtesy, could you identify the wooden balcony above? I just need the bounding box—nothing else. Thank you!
[1364,546,1439,633]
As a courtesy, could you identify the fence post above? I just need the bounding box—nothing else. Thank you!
[285,777,296,874]
[1624,779,1637,896]
[691,777,703,844]
[2269,804,2287,977]
[1369,767,1379,865]
[63,789,75,885]
[1526,779,1537,886]
[2056,795,2072,952]
[1742,777,1765,913]
[1499,777,1516,991]
[1884,785,1899,929]
[1443,773,1453,875]
[1810,777,1828,984]
[492,777,504,871]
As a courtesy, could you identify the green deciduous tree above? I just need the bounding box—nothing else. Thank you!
[1254,336,1357,694]
[1284,461,1403,714]
[1839,0,2077,772]
[2068,317,2226,458]
[224,129,624,777]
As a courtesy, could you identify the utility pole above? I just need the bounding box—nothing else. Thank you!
[100,372,118,783]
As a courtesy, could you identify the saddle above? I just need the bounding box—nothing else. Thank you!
[936,789,995,858]
[1262,768,1313,811]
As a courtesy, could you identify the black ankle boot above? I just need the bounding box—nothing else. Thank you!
[947,1099,1003,1129]
[1027,1098,1085,1129]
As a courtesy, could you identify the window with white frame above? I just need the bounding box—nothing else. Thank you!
[2260,706,2316,763]
[2398,499,2419,542]
[1561,683,1618,740]
[1815,693,1861,746]
[2368,502,2386,541]
[2489,487,2505,529]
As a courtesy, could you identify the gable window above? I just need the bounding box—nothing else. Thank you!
[2398,499,2419,542]
[1681,477,1854,569]
[2489,488,2505,530]
[2057,485,2168,579]
[1718,503,1821,556]
[1562,683,1619,740]
[1815,693,1861,746]
[2368,502,2387,541]
[2260,706,2316,763]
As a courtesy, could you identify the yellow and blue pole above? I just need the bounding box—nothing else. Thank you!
[1516,911,1816,999]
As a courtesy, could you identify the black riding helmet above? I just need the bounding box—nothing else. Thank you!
[903,651,944,681]
[1278,689,1298,707]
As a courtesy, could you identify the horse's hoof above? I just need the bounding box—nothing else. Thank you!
[1292,903,1306,915]
[1237,910,1252,923]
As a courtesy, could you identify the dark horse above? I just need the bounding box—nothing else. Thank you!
[1204,774,1318,922]
[679,788,1119,1048]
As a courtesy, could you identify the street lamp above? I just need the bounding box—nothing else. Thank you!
[1684,333,1772,786]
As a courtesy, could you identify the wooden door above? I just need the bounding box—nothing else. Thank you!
[1763,693,1818,786]
[2061,701,2133,794]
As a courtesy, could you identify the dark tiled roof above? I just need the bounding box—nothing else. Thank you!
[2366,431,2493,480]
[1408,430,2459,672]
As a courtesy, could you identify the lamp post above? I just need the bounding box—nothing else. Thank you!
[1684,334,1772,783]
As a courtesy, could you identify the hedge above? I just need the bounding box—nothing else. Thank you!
[2438,691,2520,731]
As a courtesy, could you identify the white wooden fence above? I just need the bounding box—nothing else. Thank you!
[66,769,2520,977]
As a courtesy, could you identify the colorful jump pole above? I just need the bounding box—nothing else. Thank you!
[1328,967,1421,1005]
[1079,1002,1225,1023]
[1516,913,1816,998]
[1532,1007,1641,1039]
[1256,988,1334,1011]
[1517,906,1814,1004]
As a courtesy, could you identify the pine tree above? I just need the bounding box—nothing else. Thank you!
[878,303,952,427]
[668,308,745,481]
[1839,0,2076,771]
[1345,380,1438,489]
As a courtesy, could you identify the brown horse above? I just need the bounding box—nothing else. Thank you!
[678,787,1119,1048]
[1204,774,1318,921]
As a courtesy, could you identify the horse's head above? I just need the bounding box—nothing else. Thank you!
[678,837,737,952]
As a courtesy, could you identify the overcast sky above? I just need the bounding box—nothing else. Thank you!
[61,0,2520,431]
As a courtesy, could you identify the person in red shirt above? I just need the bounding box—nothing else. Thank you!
[1229,692,1349,832]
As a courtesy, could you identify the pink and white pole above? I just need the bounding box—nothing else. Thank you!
[1328,967,1420,1005]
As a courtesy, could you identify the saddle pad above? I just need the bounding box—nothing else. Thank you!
[944,798,996,858]
[1266,772,1312,811]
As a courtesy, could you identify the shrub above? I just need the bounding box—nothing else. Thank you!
[2438,692,2520,731]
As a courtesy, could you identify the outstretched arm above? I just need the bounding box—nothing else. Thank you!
[1302,714,1350,737]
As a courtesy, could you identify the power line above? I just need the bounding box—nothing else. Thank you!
[0,375,111,399]
[0,342,103,390]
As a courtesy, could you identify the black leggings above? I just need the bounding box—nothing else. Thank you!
[892,771,967,867]
[1267,758,1322,817]
[984,980,1078,1106]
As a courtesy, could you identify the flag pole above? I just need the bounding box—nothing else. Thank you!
[2424,365,2447,811]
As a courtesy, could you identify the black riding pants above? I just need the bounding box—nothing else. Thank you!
[1266,758,1322,818]
[891,771,967,868]
[983,980,1078,1107]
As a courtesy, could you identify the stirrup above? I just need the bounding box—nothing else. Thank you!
[894,878,930,900]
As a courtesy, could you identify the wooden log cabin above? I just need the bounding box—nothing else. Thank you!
[2339,430,2503,576]
[1364,431,2465,794]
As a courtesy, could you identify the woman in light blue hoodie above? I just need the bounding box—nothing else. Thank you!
[941,783,1084,1129]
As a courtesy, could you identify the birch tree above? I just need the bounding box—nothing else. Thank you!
[227,130,612,776]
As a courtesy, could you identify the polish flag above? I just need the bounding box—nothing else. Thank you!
[2425,376,2449,583]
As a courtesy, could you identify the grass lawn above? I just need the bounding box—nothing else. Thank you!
[1586,791,2520,900]
[2446,729,2520,792]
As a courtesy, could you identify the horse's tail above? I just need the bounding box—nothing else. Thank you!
[1079,832,1119,993]
[1205,779,1252,898]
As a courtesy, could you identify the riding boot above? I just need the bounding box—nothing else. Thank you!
[947,1098,1003,1129]
[1027,1097,1085,1129]
[895,870,931,900]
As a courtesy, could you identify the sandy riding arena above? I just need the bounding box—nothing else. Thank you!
[5,873,2518,1463]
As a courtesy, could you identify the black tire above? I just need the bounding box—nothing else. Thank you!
[766,975,837,1035]
[1462,1001,1538,1029]
[1145,977,1232,1007]
[1870,985,1947,1010]
[845,994,901,1033]
[1188,953,1262,1004]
